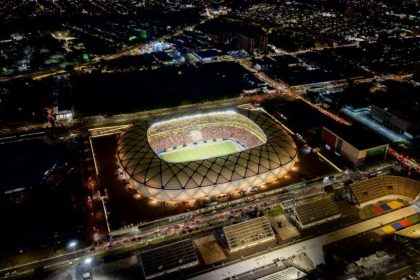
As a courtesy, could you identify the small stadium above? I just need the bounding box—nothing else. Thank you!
[349,175,420,238]
[117,109,298,201]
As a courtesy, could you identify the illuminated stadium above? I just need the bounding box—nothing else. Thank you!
[117,110,298,201]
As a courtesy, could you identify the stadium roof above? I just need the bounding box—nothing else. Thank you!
[117,109,297,191]
[323,124,388,150]
[193,49,223,60]
[139,239,199,279]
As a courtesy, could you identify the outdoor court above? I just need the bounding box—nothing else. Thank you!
[160,140,242,163]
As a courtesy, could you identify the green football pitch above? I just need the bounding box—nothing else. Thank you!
[160,140,242,163]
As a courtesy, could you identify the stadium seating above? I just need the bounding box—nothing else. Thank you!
[350,175,420,207]
[148,112,267,153]
[223,216,275,252]
[292,195,341,228]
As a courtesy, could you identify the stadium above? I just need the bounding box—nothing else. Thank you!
[117,109,298,201]
[349,175,420,207]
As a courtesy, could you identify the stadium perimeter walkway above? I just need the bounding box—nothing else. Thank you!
[191,205,420,280]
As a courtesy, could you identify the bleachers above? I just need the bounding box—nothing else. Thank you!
[224,216,275,252]
[148,111,268,152]
[292,195,341,229]
[351,175,420,207]
[149,125,263,153]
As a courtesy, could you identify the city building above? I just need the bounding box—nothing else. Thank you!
[369,104,420,140]
[321,125,388,166]
[237,32,268,52]
[192,49,223,62]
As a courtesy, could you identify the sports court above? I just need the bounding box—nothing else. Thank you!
[160,140,242,163]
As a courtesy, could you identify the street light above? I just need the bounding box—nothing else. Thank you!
[68,241,77,249]
[84,257,93,265]
[68,240,78,258]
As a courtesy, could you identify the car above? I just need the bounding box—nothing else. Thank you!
[82,271,92,280]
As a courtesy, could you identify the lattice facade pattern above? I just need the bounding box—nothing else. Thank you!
[117,110,297,201]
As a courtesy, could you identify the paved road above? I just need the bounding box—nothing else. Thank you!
[0,95,259,137]
[191,204,420,280]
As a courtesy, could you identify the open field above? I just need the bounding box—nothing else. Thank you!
[160,140,242,163]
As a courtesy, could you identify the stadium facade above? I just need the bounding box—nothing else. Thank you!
[117,109,297,201]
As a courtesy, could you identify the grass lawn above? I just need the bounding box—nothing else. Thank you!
[160,140,242,163]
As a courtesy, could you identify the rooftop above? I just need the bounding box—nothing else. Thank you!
[139,239,199,279]
[324,123,388,150]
